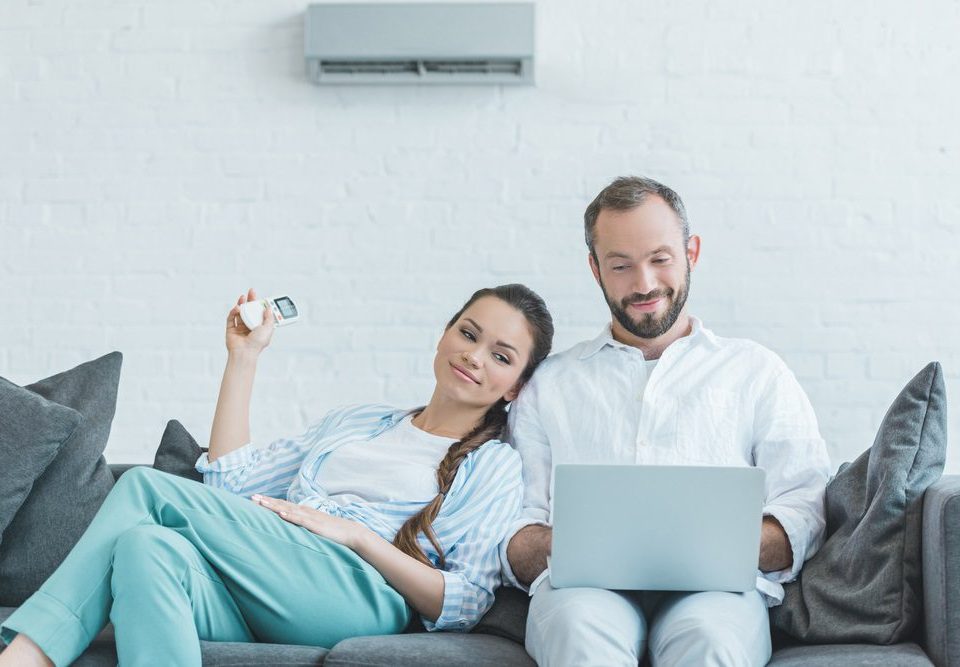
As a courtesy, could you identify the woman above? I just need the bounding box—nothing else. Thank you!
[0,284,553,667]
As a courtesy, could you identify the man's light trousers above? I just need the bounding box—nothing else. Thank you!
[526,580,772,667]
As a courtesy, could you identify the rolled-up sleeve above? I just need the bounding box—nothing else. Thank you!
[195,412,337,498]
[423,443,523,632]
[498,377,553,591]
[752,364,832,589]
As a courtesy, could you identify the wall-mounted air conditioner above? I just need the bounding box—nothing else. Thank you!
[305,2,535,85]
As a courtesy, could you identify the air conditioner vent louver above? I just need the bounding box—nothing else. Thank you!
[321,61,421,75]
[305,3,535,86]
[317,58,526,80]
[423,60,523,76]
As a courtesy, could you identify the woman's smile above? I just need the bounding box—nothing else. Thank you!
[450,362,481,384]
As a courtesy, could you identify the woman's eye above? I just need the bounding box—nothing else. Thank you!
[460,329,476,341]
[494,353,510,365]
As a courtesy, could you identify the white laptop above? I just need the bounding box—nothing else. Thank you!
[549,464,765,592]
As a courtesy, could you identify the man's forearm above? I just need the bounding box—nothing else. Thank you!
[759,515,793,572]
[507,525,552,586]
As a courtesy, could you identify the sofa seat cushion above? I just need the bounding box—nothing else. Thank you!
[2,607,330,667]
[769,642,932,666]
[324,633,534,667]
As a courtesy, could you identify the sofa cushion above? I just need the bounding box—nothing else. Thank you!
[0,378,82,544]
[471,586,529,645]
[324,633,535,667]
[0,353,122,606]
[771,362,947,644]
[153,419,206,482]
[768,642,933,666]
[0,608,330,666]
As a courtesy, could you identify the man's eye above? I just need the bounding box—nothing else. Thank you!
[461,329,476,341]
[612,265,627,272]
[652,258,669,264]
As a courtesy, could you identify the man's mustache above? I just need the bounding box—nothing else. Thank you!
[621,289,672,308]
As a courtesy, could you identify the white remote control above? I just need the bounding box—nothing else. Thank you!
[239,296,301,330]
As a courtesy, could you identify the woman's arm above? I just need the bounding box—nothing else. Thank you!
[353,529,445,621]
[208,351,258,463]
[207,289,275,463]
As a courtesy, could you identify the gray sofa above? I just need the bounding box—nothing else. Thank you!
[2,465,958,666]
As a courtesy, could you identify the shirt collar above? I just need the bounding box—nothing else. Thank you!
[578,315,719,360]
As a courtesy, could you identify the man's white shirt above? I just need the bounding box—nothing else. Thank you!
[500,317,832,606]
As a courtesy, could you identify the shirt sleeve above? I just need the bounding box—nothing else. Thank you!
[422,442,524,632]
[195,410,339,499]
[498,376,553,592]
[752,362,832,591]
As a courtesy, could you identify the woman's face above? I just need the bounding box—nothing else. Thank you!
[434,296,534,409]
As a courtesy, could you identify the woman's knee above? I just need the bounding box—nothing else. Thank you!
[112,525,189,579]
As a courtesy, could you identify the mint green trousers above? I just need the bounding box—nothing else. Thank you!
[0,467,412,667]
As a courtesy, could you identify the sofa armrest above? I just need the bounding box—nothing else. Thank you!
[923,474,960,667]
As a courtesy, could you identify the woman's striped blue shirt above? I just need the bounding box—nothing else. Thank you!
[195,403,523,632]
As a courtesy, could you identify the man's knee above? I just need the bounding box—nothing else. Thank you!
[526,586,645,667]
[653,620,752,665]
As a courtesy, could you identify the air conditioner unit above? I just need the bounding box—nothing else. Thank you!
[304,2,535,85]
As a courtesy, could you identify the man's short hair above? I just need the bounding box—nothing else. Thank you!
[584,176,690,259]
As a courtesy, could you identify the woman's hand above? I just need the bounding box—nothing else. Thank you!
[226,288,275,356]
[252,495,371,550]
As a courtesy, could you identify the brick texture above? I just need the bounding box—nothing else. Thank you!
[1,1,957,472]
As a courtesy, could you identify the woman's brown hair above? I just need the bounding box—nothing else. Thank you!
[392,284,554,568]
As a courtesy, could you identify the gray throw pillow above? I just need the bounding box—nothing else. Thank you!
[152,419,207,482]
[0,352,122,606]
[771,361,947,644]
[0,378,83,545]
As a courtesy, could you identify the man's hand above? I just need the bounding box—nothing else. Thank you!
[507,524,552,586]
[759,515,793,572]
[252,495,370,550]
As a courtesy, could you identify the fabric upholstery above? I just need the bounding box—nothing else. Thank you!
[0,378,82,543]
[767,642,933,666]
[772,362,947,644]
[325,633,535,667]
[472,586,528,645]
[152,419,206,482]
[0,353,122,606]
[922,475,960,667]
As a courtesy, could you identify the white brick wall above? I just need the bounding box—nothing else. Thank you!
[1,0,958,472]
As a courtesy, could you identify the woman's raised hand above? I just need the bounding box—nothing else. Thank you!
[225,288,275,356]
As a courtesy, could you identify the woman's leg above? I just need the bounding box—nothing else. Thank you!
[109,524,254,666]
[0,467,411,667]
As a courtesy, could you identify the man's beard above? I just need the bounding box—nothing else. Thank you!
[601,262,691,339]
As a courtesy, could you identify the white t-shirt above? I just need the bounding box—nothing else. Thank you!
[312,413,456,506]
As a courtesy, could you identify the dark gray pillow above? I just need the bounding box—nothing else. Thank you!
[0,352,122,606]
[0,378,83,545]
[152,419,206,482]
[771,361,947,644]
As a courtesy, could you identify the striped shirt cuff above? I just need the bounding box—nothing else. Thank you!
[422,570,470,632]
[195,444,257,492]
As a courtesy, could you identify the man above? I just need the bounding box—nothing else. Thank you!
[502,176,831,666]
